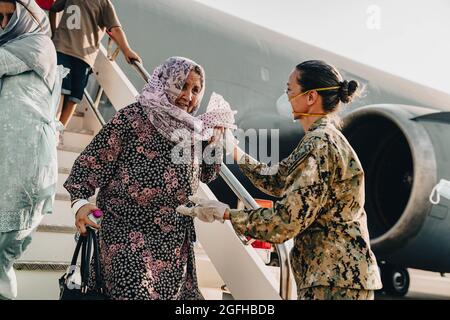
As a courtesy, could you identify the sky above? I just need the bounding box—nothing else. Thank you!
[194,0,450,95]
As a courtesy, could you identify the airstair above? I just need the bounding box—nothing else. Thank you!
[13,38,296,300]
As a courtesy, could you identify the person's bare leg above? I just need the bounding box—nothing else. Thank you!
[56,95,65,120]
[59,99,78,127]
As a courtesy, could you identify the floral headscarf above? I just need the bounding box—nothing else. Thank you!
[137,57,206,144]
[137,56,237,145]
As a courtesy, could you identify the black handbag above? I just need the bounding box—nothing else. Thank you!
[59,227,109,300]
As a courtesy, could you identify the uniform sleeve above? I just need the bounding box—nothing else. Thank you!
[229,137,331,244]
[237,139,309,197]
[200,141,223,184]
[0,49,32,77]
[50,0,66,12]
[99,0,122,30]
[63,109,130,201]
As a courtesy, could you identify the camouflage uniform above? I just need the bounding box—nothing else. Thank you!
[229,116,382,300]
[297,286,374,300]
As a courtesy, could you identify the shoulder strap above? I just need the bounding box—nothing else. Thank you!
[70,235,85,267]
[80,230,93,290]
[80,228,105,292]
[90,229,105,291]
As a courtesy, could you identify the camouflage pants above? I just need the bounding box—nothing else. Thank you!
[298,286,374,300]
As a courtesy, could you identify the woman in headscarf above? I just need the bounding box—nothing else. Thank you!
[0,0,63,300]
[63,57,233,300]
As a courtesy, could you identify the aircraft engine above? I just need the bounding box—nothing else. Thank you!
[342,105,450,272]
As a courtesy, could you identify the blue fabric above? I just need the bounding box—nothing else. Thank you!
[57,51,91,102]
[0,226,37,300]
[0,49,66,232]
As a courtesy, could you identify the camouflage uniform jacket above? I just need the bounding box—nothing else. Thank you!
[230,116,382,290]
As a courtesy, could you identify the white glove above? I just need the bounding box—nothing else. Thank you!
[176,196,229,223]
[225,129,255,163]
[224,129,245,159]
[224,129,238,154]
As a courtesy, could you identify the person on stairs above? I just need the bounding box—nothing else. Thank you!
[0,0,65,300]
[49,0,141,127]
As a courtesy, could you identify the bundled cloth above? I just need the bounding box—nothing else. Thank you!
[199,92,237,140]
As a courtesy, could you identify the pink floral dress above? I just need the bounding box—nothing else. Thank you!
[64,103,221,300]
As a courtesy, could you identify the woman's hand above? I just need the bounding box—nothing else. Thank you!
[75,203,101,236]
[176,196,229,223]
[208,126,225,145]
[123,48,142,64]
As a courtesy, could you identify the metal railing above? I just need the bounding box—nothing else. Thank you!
[131,60,151,82]
[84,38,293,299]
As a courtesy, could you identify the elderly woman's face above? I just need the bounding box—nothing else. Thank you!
[0,2,15,30]
[174,70,202,113]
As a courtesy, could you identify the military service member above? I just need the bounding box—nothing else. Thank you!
[177,60,382,300]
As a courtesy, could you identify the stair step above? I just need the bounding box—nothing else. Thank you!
[57,172,69,197]
[65,111,85,131]
[55,193,71,202]
[18,232,219,277]
[195,250,223,289]
[57,145,84,154]
[60,129,93,150]
[52,198,71,213]
[15,269,66,300]
[14,261,72,272]
[55,193,96,205]
[200,287,226,300]
[43,201,74,228]
[19,231,77,262]
[14,261,225,301]
[57,148,81,169]
[64,128,95,136]
[58,167,71,175]
[37,224,76,234]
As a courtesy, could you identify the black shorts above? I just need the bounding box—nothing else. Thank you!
[57,52,92,103]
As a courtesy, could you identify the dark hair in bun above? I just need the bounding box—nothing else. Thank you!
[295,60,359,113]
[338,80,359,104]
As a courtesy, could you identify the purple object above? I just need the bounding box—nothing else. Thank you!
[74,209,103,243]
[91,209,103,218]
